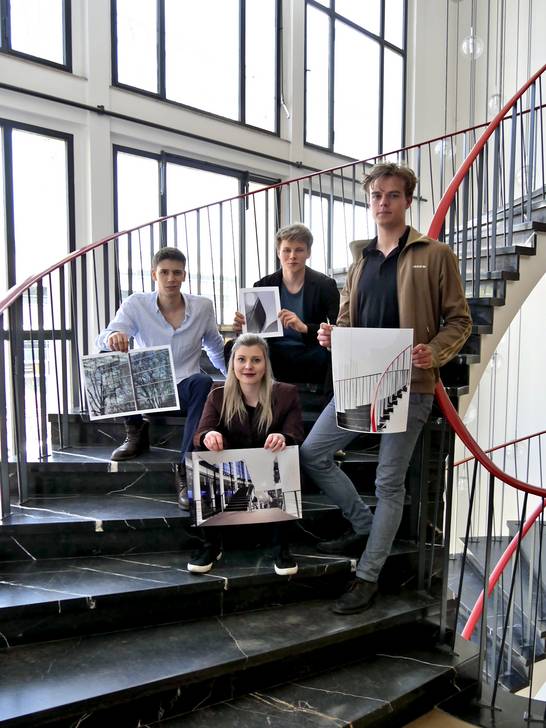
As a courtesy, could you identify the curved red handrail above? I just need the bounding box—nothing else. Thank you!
[428,61,546,241]
[454,430,546,468]
[461,498,546,640]
[435,383,546,498]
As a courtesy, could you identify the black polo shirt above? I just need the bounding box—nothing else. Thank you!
[356,226,410,328]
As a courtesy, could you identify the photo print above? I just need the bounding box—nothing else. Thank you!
[187,445,302,527]
[239,286,283,338]
[82,345,179,420]
[331,327,414,434]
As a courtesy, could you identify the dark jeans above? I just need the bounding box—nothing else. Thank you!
[127,372,212,462]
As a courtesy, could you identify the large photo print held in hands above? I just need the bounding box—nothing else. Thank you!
[188,445,302,527]
[331,327,414,433]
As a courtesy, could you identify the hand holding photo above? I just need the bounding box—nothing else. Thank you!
[239,287,283,338]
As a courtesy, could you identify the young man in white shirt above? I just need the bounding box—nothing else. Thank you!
[96,247,226,510]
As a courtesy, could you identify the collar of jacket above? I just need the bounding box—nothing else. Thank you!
[348,226,429,264]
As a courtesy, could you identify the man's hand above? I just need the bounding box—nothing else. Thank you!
[107,331,129,352]
[233,311,245,333]
[317,322,334,349]
[203,431,224,451]
[412,343,434,369]
[264,433,286,452]
[278,309,307,334]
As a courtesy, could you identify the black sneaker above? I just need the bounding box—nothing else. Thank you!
[332,578,378,614]
[273,548,298,576]
[187,543,223,574]
[316,530,368,556]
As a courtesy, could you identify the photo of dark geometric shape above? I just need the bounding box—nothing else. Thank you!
[187,446,302,526]
[332,328,413,434]
[239,287,283,338]
[82,345,180,420]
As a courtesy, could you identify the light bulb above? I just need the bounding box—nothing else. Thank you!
[488,93,502,115]
[461,33,484,59]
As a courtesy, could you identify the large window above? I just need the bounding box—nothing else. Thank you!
[0,0,71,69]
[305,0,406,159]
[113,0,279,133]
[114,148,279,324]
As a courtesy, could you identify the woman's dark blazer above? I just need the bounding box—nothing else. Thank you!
[254,266,339,344]
[193,382,304,450]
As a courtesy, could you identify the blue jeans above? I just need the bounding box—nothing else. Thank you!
[300,393,433,582]
[128,372,212,462]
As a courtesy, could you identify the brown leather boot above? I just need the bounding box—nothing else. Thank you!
[110,421,149,461]
[174,464,189,511]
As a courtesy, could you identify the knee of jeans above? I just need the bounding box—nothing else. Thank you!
[375,479,406,504]
[300,442,332,473]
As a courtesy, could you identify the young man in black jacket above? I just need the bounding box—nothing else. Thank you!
[232,223,340,387]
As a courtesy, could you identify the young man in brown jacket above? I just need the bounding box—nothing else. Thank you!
[300,162,472,614]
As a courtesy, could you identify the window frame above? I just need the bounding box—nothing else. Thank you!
[304,0,407,157]
[0,0,72,72]
[111,0,281,136]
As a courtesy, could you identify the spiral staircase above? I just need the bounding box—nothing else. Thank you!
[1,66,546,726]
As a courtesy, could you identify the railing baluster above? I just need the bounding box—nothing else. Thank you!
[474,151,484,298]
[48,273,63,452]
[439,422,455,643]
[477,473,495,700]
[527,82,537,221]
[0,313,10,518]
[507,104,518,246]
[26,289,42,460]
[9,297,29,503]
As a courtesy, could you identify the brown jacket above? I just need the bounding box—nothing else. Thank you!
[338,227,472,394]
[193,382,304,450]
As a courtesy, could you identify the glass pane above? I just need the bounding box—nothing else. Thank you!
[385,0,405,48]
[165,0,239,119]
[383,49,404,153]
[245,0,276,131]
[335,0,380,35]
[334,22,379,158]
[116,152,160,295]
[304,192,328,274]
[12,130,69,330]
[10,0,65,64]
[116,0,158,93]
[0,128,6,298]
[332,200,372,270]
[245,182,276,288]
[166,164,239,322]
[305,6,330,147]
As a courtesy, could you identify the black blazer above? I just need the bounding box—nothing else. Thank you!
[254,266,340,344]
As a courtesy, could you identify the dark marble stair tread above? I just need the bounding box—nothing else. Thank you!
[0,549,351,611]
[0,591,437,725]
[20,445,180,470]
[162,639,478,727]
[1,494,185,526]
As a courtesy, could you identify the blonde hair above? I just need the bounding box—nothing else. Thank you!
[221,334,274,433]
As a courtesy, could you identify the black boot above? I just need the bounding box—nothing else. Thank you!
[110,420,149,461]
[174,464,189,511]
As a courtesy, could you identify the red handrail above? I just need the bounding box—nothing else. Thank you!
[461,497,546,640]
[428,61,546,240]
[454,430,546,468]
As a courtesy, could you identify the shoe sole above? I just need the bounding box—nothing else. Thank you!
[187,552,223,574]
[110,447,150,462]
[274,564,298,576]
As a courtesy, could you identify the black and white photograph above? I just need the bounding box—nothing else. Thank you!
[187,445,302,527]
[239,286,283,338]
[82,345,179,420]
[331,327,413,434]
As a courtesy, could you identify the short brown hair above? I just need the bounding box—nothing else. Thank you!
[362,163,417,199]
[275,223,313,251]
[151,246,186,270]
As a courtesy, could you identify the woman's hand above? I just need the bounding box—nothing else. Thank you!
[264,433,286,452]
[203,431,224,451]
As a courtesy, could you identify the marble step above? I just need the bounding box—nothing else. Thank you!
[0,548,352,647]
[0,591,440,727]
[159,634,479,728]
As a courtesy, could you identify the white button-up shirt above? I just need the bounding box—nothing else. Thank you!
[96,292,226,382]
